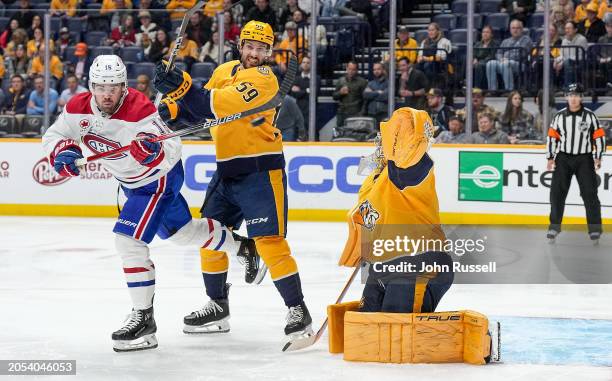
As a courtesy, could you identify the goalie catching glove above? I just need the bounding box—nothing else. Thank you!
[129,133,165,167]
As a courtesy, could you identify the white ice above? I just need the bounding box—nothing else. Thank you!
[1,217,611,381]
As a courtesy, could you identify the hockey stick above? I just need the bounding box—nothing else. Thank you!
[282,264,361,352]
[153,0,206,107]
[75,55,298,167]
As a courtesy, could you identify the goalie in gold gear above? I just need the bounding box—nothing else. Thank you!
[339,107,454,313]
[153,20,313,339]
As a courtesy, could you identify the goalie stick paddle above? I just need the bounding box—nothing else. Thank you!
[76,55,298,167]
[282,264,361,352]
[153,0,206,107]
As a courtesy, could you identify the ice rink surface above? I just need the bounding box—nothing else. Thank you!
[1,216,611,381]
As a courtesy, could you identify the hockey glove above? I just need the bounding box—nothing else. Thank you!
[51,139,83,177]
[153,61,192,100]
[158,98,179,124]
[129,133,165,167]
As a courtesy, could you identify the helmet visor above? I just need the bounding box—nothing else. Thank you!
[92,83,123,96]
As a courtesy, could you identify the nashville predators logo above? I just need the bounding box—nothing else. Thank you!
[358,200,380,231]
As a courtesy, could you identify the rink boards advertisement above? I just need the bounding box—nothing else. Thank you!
[0,140,611,222]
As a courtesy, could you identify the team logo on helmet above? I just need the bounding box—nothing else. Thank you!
[358,200,380,231]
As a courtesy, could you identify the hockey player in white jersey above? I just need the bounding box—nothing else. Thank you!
[42,55,247,352]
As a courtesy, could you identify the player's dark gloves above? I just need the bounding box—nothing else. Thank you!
[51,139,83,177]
[153,61,192,100]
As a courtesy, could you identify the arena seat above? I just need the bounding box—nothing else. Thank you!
[451,0,468,14]
[457,14,483,29]
[190,62,215,79]
[479,0,502,14]
[433,14,456,31]
[85,31,108,47]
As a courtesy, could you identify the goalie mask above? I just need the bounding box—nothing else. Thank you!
[358,108,435,175]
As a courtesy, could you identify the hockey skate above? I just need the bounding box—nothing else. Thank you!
[183,284,231,334]
[589,232,601,246]
[284,302,313,338]
[112,307,158,352]
[546,229,559,244]
[485,321,502,363]
[234,232,268,284]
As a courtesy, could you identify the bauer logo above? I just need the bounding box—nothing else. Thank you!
[32,157,71,186]
[458,152,503,201]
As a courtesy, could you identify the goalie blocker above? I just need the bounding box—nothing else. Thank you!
[328,301,501,365]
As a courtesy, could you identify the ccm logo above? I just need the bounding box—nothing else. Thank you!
[245,217,269,226]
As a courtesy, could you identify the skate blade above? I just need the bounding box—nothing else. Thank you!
[282,325,315,352]
[253,264,268,285]
[113,334,158,352]
[183,318,230,334]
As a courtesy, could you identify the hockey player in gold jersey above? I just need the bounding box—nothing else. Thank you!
[339,107,454,313]
[153,21,312,339]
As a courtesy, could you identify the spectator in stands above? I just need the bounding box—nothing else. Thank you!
[186,11,212,48]
[290,55,319,136]
[108,14,137,48]
[436,115,467,143]
[244,0,278,33]
[67,42,90,83]
[486,19,532,92]
[595,13,612,88]
[291,11,328,55]
[27,75,58,115]
[3,75,29,116]
[532,23,562,88]
[135,11,159,47]
[224,0,245,25]
[147,29,170,62]
[280,0,305,33]
[332,61,367,128]
[363,62,388,125]
[578,2,606,42]
[397,56,427,110]
[499,90,536,143]
[199,31,230,65]
[50,0,78,18]
[0,55,5,84]
[29,45,63,87]
[456,88,499,132]
[416,22,451,86]
[4,28,28,58]
[135,74,155,100]
[474,25,499,90]
[573,0,608,23]
[56,27,74,61]
[276,94,306,141]
[395,25,417,64]
[57,74,87,111]
[26,14,42,40]
[168,31,198,70]
[167,0,196,21]
[466,113,510,144]
[275,21,305,73]
[224,11,241,43]
[552,5,572,36]
[202,0,222,17]
[0,19,20,49]
[9,0,34,35]
[139,0,171,32]
[27,28,55,58]
[426,88,454,132]
[553,0,574,20]
[101,0,134,30]
[5,44,29,79]
[554,21,588,88]
[534,88,556,137]
[500,0,536,25]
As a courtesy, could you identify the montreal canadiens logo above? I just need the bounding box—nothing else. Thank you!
[83,133,126,160]
[32,157,71,186]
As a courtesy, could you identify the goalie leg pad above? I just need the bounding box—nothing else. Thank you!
[115,234,155,310]
[330,308,497,365]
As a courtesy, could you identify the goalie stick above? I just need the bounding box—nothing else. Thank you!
[75,55,298,167]
[282,264,361,352]
[153,0,206,107]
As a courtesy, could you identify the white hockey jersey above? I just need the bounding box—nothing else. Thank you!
[42,88,181,189]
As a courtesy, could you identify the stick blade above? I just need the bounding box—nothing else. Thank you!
[282,334,317,352]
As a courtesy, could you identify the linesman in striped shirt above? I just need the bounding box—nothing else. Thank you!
[546,83,606,242]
